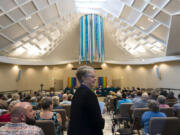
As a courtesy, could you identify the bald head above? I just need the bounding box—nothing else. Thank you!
[11,102,29,116]
[10,102,35,123]
[63,94,68,101]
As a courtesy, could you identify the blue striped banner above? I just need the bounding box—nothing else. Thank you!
[80,14,104,63]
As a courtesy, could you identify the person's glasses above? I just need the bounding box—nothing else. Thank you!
[87,75,96,78]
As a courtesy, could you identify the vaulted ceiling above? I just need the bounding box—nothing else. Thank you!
[0,0,180,65]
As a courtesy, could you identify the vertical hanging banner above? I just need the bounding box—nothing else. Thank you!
[67,77,77,88]
[98,77,107,88]
[80,14,104,63]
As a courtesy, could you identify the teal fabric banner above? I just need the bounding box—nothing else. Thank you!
[80,14,104,63]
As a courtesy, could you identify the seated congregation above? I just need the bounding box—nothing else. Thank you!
[106,88,180,135]
[0,91,72,135]
[0,88,180,135]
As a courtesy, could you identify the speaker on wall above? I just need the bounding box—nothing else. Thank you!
[155,67,161,80]
[16,69,22,81]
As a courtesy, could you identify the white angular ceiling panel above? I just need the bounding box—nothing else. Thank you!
[155,11,171,27]
[7,8,25,22]
[21,1,37,15]
[0,23,28,41]
[121,0,134,6]
[34,0,49,10]
[0,34,13,49]
[132,0,148,12]
[101,0,124,17]
[39,4,59,23]
[164,0,180,15]
[14,0,27,5]
[58,0,75,16]
[120,5,142,25]
[151,24,169,43]
[0,14,13,27]
[151,0,169,8]
[135,15,159,33]
[3,41,22,52]
[143,4,159,17]
[0,0,17,12]
[21,13,44,32]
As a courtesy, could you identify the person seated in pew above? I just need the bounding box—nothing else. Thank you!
[99,101,106,114]
[52,96,64,109]
[0,102,44,135]
[30,97,38,108]
[141,100,166,135]
[167,91,177,102]
[113,92,122,113]
[117,93,132,110]
[60,94,71,105]
[68,94,73,101]
[157,95,170,108]
[0,94,8,110]
[132,91,142,103]
[149,90,159,100]
[0,100,20,122]
[131,92,149,110]
[11,93,20,102]
[177,94,180,103]
[36,97,62,135]
[173,94,180,112]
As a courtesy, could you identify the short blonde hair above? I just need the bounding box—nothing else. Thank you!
[52,96,59,105]
[12,93,20,101]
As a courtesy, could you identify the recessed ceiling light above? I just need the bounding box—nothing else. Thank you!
[152,6,156,10]
[25,16,32,20]
[33,26,39,30]
[140,26,145,30]
[148,18,154,22]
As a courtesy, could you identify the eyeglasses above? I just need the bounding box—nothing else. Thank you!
[87,75,96,78]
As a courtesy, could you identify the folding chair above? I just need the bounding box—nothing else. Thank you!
[167,102,176,107]
[107,98,115,114]
[131,108,150,135]
[160,107,174,117]
[112,103,133,135]
[61,104,71,118]
[149,117,180,135]
[175,108,180,118]
[35,120,56,135]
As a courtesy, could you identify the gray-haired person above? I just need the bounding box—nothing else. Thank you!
[157,95,169,108]
[68,66,105,135]
[141,100,166,134]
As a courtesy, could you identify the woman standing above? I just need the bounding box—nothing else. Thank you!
[68,66,105,135]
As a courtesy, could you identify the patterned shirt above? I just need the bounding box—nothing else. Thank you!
[0,123,44,135]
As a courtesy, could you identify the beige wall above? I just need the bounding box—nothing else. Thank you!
[0,61,180,92]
